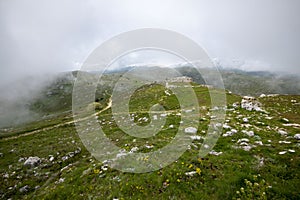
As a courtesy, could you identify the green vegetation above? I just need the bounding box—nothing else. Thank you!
[178,66,300,96]
[0,78,299,199]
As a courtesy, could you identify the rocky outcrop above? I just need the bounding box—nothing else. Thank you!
[241,96,264,112]
[24,157,41,167]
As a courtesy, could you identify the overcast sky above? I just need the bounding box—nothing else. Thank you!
[1,0,300,85]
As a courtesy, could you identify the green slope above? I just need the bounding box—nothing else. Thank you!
[0,81,299,200]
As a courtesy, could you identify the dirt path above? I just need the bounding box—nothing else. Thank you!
[3,98,112,141]
[2,98,199,141]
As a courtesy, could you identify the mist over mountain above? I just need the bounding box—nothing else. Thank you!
[176,66,300,96]
[0,66,299,129]
[0,72,74,128]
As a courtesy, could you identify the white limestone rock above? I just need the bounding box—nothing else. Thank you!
[185,127,197,134]
[24,157,41,167]
[294,134,300,140]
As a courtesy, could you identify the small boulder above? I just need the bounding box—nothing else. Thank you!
[223,124,231,129]
[242,118,249,123]
[294,134,300,140]
[209,150,223,156]
[242,130,254,137]
[279,151,287,155]
[19,185,30,193]
[185,171,197,177]
[241,96,264,112]
[282,118,289,123]
[190,135,202,140]
[184,127,197,134]
[259,94,266,98]
[24,157,41,167]
[278,130,288,136]
[49,156,55,162]
[237,138,250,143]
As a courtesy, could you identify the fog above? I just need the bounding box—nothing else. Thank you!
[0,73,59,128]
[1,0,300,82]
[1,0,300,128]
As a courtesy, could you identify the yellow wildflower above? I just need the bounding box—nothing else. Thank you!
[196,167,201,175]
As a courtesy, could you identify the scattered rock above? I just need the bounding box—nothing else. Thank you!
[242,130,254,137]
[185,171,197,176]
[279,141,291,144]
[209,150,223,156]
[49,156,55,162]
[237,138,253,151]
[164,90,171,96]
[55,178,65,184]
[3,173,9,178]
[231,129,238,134]
[224,128,238,137]
[238,138,250,144]
[259,94,266,98]
[61,148,81,161]
[283,123,300,128]
[294,134,300,140]
[241,96,264,112]
[145,144,154,149]
[279,151,287,155]
[190,136,202,140]
[160,113,167,117]
[232,102,240,108]
[185,127,197,134]
[19,185,30,193]
[278,130,288,136]
[254,141,263,146]
[61,156,69,161]
[242,118,249,123]
[24,157,41,167]
[223,124,231,129]
[61,164,72,172]
[282,118,289,123]
[241,145,252,151]
[130,147,139,153]
[101,165,108,171]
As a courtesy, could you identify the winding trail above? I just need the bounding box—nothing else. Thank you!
[2,97,201,141]
[3,98,112,141]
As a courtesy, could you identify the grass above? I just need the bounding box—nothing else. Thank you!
[0,83,299,199]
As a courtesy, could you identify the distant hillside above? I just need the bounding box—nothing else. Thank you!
[177,66,300,96]
[1,67,299,129]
